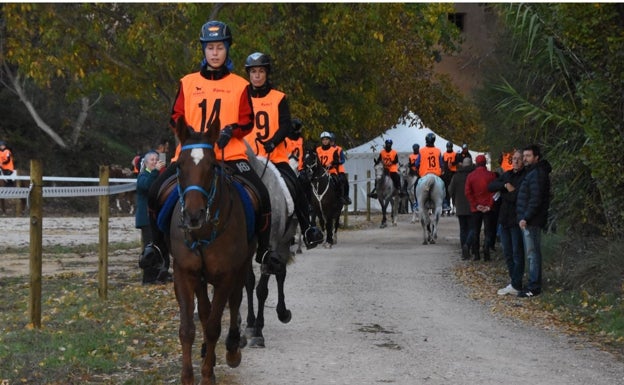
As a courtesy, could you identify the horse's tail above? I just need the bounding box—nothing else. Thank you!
[423,174,435,193]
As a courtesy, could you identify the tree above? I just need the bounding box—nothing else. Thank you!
[478,3,624,236]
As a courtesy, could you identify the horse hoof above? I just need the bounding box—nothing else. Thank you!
[226,349,242,368]
[392,222,398,227]
[239,335,248,349]
[296,249,303,254]
[380,223,387,228]
[249,336,265,348]
[323,242,331,249]
[278,309,292,324]
[422,240,428,245]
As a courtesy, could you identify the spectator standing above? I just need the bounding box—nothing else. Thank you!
[136,151,168,284]
[464,154,497,261]
[488,150,527,295]
[455,143,472,166]
[449,157,475,259]
[516,144,552,298]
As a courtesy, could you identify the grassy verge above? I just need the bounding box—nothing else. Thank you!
[453,231,624,359]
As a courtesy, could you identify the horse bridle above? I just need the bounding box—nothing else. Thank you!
[176,143,224,249]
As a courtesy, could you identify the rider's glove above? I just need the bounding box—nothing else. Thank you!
[217,125,233,148]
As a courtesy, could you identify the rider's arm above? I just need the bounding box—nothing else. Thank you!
[269,96,292,145]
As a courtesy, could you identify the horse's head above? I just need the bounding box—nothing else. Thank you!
[175,116,220,230]
[374,162,386,181]
[304,149,322,179]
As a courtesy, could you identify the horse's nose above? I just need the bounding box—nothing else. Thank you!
[183,208,206,230]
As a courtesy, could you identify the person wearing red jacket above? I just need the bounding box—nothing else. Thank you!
[464,154,497,261]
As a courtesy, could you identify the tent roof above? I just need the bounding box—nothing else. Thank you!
[347,112,464,156]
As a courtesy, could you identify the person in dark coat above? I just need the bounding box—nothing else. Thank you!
[135,150,168,284]
[516,144,552,298]
[488,150,526,295]
[448,157,475,259]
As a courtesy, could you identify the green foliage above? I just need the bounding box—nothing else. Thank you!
[1,3,480,172]
[477,3,624,237]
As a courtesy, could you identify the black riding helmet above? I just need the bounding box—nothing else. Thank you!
[412,143,420,152]
[425,133,436,146]
[446,141,453,150]
[245,52,271,74]
[200,21,232,45]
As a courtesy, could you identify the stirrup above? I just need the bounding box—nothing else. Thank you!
[139,243,163,269]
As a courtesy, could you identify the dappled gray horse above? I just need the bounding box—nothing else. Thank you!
[399,163,419,223]
[244,146,298,348]
[415,173,445,244]
[374,162,398,228]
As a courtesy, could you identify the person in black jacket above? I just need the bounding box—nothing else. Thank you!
[516,144,552,298]
[488,150,526,295]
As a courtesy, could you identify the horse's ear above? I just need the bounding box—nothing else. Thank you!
[207,118,221,143]
[176,116,193,143]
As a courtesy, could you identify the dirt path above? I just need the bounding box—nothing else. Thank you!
[2,214,623,384]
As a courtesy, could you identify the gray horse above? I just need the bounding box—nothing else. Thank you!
[244,145,298,348]
[374,162,398,228]
[415,173,445,244]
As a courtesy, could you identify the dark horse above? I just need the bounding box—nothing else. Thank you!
[166,117,254,385]
[304,149,342,248]
[243,147,298,348]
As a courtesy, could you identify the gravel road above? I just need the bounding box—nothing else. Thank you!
[2,214,623,384]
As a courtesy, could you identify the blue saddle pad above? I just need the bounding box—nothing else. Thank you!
[231,179,255,242]
[156,180,255,242]
[157,186,179,235]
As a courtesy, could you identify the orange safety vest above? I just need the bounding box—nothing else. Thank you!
[500,151,514,172]
[316,146,339,175]
[379,149,398,173]
[0,148,14,172]
[285,137,304,171]
[443,151,457,172]
[418,146,442,176]
[408,153,419,174]
[333,144,346,173]
[245,89,290,164]
[172,71,250,162]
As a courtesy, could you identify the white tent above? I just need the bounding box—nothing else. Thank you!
[343,112,481,211]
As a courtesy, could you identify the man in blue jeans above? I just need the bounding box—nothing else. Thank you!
[488,150,526,295]
[516,144,552,298]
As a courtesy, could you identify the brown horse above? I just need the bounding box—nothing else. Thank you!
[109,165,135,215]
[167,117,254,385]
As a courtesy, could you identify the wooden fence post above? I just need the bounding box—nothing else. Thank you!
[343,173,349,227]
[98,166,109,300]
[352,174,358,212]
[366,170,371,222]
[29,159,43,328]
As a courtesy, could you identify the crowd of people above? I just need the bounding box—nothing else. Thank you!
[126,19,552,299]
[448,145,551,298]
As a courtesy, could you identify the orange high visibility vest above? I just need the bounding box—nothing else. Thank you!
[379,149,398,173]
[443,151,457,172]
[246,89,290,164]
[0,148,14,171]
[500,151,514,172]
[173,72,251,162]
[316,146,339,175]
[418,146,442,176]
[285,137,304,171]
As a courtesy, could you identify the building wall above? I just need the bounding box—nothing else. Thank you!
[434,3,501,97]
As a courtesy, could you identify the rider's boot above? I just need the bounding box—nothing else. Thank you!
[304,227,324,249]
[255,212,284,275]
[368,188,377,199]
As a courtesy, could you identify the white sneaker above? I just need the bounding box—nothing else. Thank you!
[497,284,519,296]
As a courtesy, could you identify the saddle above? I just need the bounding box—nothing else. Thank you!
[153,168,256,240]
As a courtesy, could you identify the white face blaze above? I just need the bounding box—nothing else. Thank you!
[190,148,204,165]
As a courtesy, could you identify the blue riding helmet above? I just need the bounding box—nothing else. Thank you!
[385,139,393,146]
[425,133,436,146]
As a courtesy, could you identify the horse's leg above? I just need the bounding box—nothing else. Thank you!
[391,196,398,226]
[244,265,256,340]
[275,269,292,323]
[225,273,245,369]
[420,211,429,245]
[249,273,270,348]
[333,214,340,245]
[380,200,388,228]
[200,282,228,385]
[196,281,212,358]
[174,271,200,385]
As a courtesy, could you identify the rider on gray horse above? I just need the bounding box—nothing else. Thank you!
[244,52,323,250]
[368,139,402,199]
